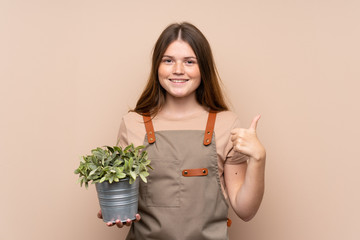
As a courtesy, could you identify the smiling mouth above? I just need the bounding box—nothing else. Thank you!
[169,79,189,83]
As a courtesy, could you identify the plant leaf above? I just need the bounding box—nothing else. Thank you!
[129,171,136,180]
[124,159,129,172]
[135,145,145,151]
[114,146,122,152]
[106,146,114,153]
[99,176,106,183]
[140,171,149,177]
[124,145,131,152]
[139,172,148,183]
[117,172,126,179]
[89,168,97,176]
[129,157,133,169]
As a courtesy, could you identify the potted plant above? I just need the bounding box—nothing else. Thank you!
[74,144,151,223]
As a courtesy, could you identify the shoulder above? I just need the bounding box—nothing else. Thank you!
[122,111,144,122]
[117,111,146,148]
[123,112,142,120]
[214,111,241,142]
[215,111,241,129]
[216,111,238,120]
[120,112,146,135]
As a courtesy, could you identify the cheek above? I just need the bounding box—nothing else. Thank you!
[158,68,167,89]
[189,66,201,79]
[158,64,170,79]
[192,68,201,85]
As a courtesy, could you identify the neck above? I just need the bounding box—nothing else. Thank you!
[159,93,206,119]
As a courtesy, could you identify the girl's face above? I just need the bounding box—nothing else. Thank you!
[158,40,201,100]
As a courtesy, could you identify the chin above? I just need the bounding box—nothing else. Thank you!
[167,92,193,99]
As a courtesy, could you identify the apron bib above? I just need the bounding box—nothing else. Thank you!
[126,112,229,240]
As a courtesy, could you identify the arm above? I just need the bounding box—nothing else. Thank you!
[225,115,266,221]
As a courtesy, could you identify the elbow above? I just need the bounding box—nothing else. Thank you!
[232,195,263,222]
[240,214,255,222]
[238,212,255,222]
[234,208,258,222]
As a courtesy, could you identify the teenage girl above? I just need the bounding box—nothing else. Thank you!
[98,22,266,240]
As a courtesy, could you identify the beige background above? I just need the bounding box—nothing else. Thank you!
[1,0,359,239]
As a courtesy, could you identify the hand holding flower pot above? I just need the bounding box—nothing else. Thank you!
[74,144,152,223]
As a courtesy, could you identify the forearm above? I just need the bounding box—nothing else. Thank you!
[229,114,266,221]
[233,157,265,221]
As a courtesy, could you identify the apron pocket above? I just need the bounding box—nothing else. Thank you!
[144,157,181,207]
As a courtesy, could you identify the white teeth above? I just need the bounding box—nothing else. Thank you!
[170,79,187,83]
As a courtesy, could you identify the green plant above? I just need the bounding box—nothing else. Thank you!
[74,144,151,188]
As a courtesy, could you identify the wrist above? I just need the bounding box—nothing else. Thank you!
[250,148,266,162]
[248,154,266,171]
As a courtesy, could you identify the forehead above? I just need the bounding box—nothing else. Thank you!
[163,40,196,57]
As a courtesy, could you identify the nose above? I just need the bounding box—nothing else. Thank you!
[173,61,184,74]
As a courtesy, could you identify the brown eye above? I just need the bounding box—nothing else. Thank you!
[185,60,196,65]
[162,58,173,64]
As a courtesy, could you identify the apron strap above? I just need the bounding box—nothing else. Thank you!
[143,114,156,144]
[144,111,217,145]
[203,111,217,146]
[227,218,232,227]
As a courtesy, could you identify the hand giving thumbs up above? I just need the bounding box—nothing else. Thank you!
[230,115,266,161]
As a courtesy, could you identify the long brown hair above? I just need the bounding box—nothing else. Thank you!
[133,22,229,116]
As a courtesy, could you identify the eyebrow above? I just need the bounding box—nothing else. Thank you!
[162,55,197,59]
